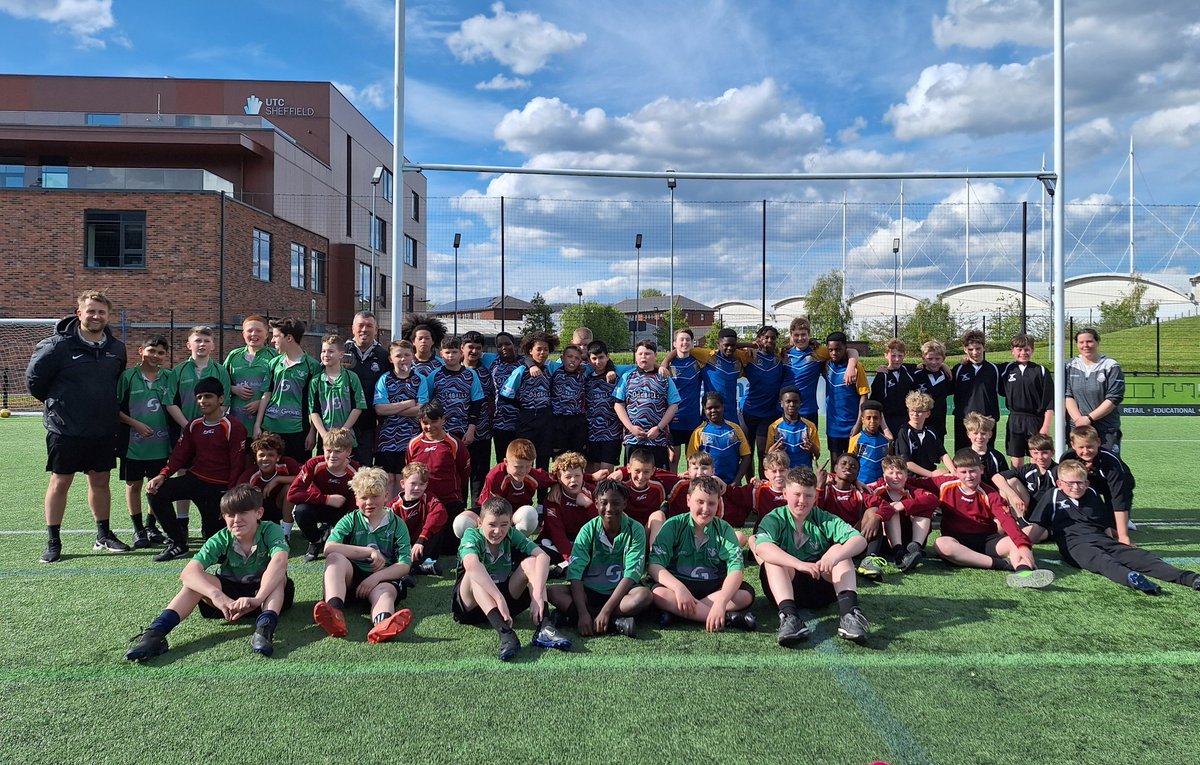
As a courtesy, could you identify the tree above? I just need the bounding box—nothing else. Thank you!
[640,287,665,297]
[519,292,555,336]
[559,302,633,352]
[1098,279,1159,334]
[804,271,852,339]
[656,301,689,349]
[861,298,958,348]
[704,314,726,349]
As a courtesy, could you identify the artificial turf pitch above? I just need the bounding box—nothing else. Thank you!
[1,415,1198,765]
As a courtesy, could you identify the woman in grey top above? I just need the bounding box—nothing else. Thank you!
[1064,327,1125,454]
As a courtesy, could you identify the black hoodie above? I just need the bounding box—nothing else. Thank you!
[26,315,127,439]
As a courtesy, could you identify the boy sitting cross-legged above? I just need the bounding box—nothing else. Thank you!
[816,453,894,582]
[126,485,292,661]
[546,479,652,638]
[752,467,870,646]
[868,455,938,572]
[312,467,414,643]
[649,476,758,633]
[453,497,571,660]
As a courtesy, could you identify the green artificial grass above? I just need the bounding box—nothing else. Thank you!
[1,415,1198,765]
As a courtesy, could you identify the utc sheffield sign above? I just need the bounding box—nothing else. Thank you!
[243,94,316,117]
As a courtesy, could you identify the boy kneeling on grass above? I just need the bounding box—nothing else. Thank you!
[649,475,757,633]
[454,497,571,661]
[312,467,414,644]
[126,485,292,661]
[753,467,869,647]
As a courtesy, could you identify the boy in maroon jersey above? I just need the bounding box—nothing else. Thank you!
[480,438,554,510]
[868,455,938,572]
[727,450,790,537]
[236,432,301,538]
[608,448,682,529]
[920,449,1054,588]
[406,400,471,519]
[540,451,597,576]
[389,461,448,575]
[146,377,248,562]
[288,427,360,562]
[816,453,892,581]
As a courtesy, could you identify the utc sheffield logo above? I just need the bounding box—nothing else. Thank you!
[244,94,316,117]
[244,95,262,115]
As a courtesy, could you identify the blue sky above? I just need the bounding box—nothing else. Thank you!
[4,0,1200,308]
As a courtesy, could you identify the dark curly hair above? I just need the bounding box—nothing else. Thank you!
[400,313,447,347]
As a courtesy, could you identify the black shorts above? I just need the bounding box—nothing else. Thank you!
[1005,413,1044,457]
[586,439,621,466]
[669,427,692,447]
[375,451,407,474]
[198,576,295,619]
[278,430,311,464]
[654,578,756,603]
[46,432,117,474]
[952,532,1007,557]
[119,457,168,482]
[554,414,588,457]
[347,567,407,605]
[565,587,616,621]
[538,537,566,564]
[760,568,837,609]
[451,573,531,625]
[741,412,771,444]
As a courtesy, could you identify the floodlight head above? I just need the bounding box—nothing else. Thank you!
[635,233,643,250]
[666,170,676,190]
[371,166,384,185]
[453,233,461,249]
[576,288,583,298]
[1040,176,1056,196]
[892,237,900,254]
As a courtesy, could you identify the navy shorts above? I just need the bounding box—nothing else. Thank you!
[46,432,117,474]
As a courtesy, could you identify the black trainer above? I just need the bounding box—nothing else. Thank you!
[498,629,521,661]
[303,542,324,563]
[153,542,189,563]
[657,609,675,629]
[1127,571,1162,595]
[145,526,168,546]
[611,616,637,638]
[94,531,131,553]
[725,609,758,632]
[126,629,169,661]
[40,539,62,564]
[532,619,572,650]
[837,608,870,644]
[777,613,811,646]
[132,529,153,550]
[250,626,275,657]
[897,541,924,572]
[400,574,417,590]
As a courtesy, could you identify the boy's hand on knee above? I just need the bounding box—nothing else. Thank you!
[672,584,697,615]
[145,476,165,494]
[706,601,727,633]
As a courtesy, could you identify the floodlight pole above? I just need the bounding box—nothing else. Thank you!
[634,233,642,349]
[668,171,677,343]
[452,233,461,336]
[1052,0,1066,455]
[390,0,405,337]
[892,238,900,338]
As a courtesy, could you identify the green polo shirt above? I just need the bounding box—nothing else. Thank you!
[567,515,647,595]
[753,506,859,562]
[192,521,288,583]
[223,345,277,431]
[649,513,743,583]
[459,526,539,583]
[261,353,322,434]
[328,510,413,573]
[117,367,174,461]
[172,358,231,421]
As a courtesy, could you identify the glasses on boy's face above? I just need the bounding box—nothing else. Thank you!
[1061,480,1087,488]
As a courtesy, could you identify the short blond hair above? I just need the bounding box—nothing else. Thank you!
[762,450,790,471]
[687,451,715,467]
[349,467,389,498]
[963,412,996,434]
[905,391,934,412]
[322,334,342,347]
[921,340,945,357]
[322,427,354,452]
[77,290,113,310]
[401,461,430,482]
[1057,459,1088,480]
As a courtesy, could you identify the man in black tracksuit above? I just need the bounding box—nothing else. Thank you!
[342,311,390,467]
[26,291,129,563]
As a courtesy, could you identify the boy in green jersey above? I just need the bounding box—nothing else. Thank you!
[171,326,230,424]
[117,335,176,548]
[308,334,367,450]
[223,315,277,436]
[255,318,322,462]
[312,467,415,643]
[126,485,293,661]
[547,479,652,638]
[648,475,757,633]
[753,466,870,646]
[454,497,570,660]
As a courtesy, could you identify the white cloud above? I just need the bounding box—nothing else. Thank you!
[837,116,867,144]
[447,2,586,76]
[1133,104,1200,149]
[1067,117,1119,159]
[333,81,389,111]
[475,74,530,91]
[0,0,116,47]
[932,0,1050,49]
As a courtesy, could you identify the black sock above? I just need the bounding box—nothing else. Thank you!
[836,590,859,617]
[1013,563,1033,573]
[486,608,512,633]
[130,513,146,533]
[777,599,799,619]
[373,611,390,625]
[891,544,905,560]
[327,597,344,611]
[97,519,111,535]
[146,514,161,531]
[47,524,61,543]
[990,555,1014,571]
[149,609,181,635]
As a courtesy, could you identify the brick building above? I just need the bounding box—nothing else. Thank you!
[430,296,534,322]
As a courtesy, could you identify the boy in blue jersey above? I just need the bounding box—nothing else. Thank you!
[687,391,752,486]
[765,385,820,471]
[584,340,627,472]
[489,331,522,463]
[733,325,785,474]
[848,400,890,485]
[823,333,869,461]
[419,335,485,444]
[686,328,745,426]
[500,331,557,475]
[373,340,422,499]
[400,313,446,379]
[614,341,680,470]
[782,318,860,433]
[549,344,589,459]
[663,328,705,472]
[462,330,497,507]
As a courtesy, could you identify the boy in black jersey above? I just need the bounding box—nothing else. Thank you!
[951,329,999,453]
[992,433,1056,531]
[999,334,1052,466]
[895,391,949,478]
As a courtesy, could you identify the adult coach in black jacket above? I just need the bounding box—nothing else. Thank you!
[26,290,129,563]
[342,311,389,467]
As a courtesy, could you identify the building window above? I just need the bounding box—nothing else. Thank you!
[1,161,23,188]
[404,235,417,267]
[381,168,393,202]
[358,262,373,308]
[410,190,420,222]
[85,113,121,126]
[371,215,387,253]
[404,283,414,312]
[290,243,306,289]
[378,274,388,307]
[85,210,145,269]
[252,229,271,282]
[41,165,68,188]
[310,250,326,294]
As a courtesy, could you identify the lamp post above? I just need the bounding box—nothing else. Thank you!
[892,237,901,338]
[576,287,584,336]
[370,166,383,309]
[667,171,677,342]
[634,233,643,349]
[452,232,461,335]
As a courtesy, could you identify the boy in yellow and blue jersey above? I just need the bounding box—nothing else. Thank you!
[765,385,820,471]
[823,332,869,461]
[687,391,752,486]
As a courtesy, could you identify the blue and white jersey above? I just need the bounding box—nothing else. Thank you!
[411,355,443,380]
[767,416,819,470]
[824,360,868,439]
[738,349,785,419]
[490,359,521,432]
[783,345,827,418]
[668,355,704,432]
[469,361,496,441]
[849,430,890,484]
[584,365,628,443]
[613,368,681,447]
[374,371,423,453]
[501,361,553,411]
[688,420,750,484]
[550,365,587,417]
[418,365,484,438]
